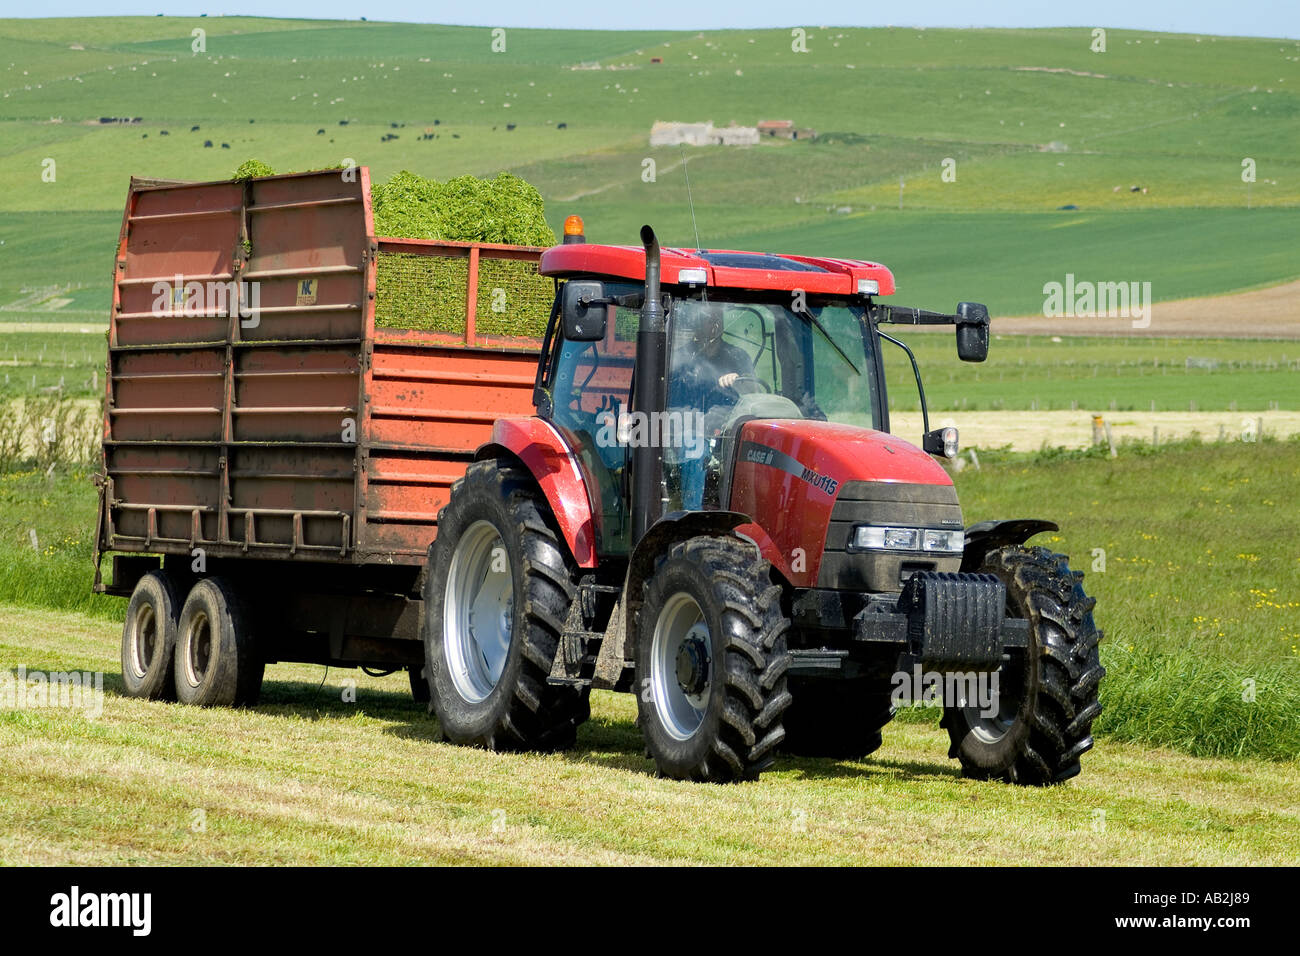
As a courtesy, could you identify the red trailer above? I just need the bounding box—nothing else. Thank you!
[96,168,552,691]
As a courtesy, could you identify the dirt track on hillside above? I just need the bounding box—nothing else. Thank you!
[889,409,1300,452]
[990,280,1300,338]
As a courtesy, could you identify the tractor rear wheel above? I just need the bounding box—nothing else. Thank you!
[422,459,588,751]
[635,536,792,783]
[942,545,1104,785]
[780,678,895,759]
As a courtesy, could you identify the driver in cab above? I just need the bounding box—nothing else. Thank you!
[668,303,754,510]
[670,303,753,411]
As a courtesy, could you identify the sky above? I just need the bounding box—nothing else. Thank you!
[6,1,1300,39]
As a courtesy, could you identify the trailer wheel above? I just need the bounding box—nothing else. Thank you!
[942,546,1104,785]
[174,578,264,707]
[121,571,183,700]
[423,459,588,751]
[635,536,792,783]
[780,678,895,759]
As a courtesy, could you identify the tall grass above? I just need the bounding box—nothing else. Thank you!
[1096,644,1300,760]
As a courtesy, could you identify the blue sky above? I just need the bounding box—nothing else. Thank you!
[9,1,1300,39]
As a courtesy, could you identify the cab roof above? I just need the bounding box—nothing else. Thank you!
[539,243,896,296]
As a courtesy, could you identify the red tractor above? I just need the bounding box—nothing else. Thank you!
[421,221,1104,784]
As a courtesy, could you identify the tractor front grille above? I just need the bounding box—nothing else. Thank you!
[818,480,964,592]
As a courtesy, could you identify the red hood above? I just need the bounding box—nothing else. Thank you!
[739,419,953,487]
[728,419,954,588]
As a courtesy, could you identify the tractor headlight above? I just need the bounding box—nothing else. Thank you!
[921,529,965,553]
[851,526,964,554]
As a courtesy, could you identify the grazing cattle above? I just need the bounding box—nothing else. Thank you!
[191,125,200,132]
[221,143,230,149]
[160,130,169,135]
[204,140,213,147]
[317,129,325,135]
[557,122,567,129]
[506,123,516,131]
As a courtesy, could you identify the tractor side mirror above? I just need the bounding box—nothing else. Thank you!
[561,280,608,342]
[955,301,990,363]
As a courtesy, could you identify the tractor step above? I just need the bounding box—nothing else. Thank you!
[788,649,853,677]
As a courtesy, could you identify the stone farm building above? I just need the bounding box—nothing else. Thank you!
[649,121,760,147]
[756,119,818,140]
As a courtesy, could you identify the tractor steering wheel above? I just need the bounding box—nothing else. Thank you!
[727,375,772,396]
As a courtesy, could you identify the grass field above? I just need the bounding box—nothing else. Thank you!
[0,330,103,400]
[2,607,1296,866]
[0,18,1297,321]
[886,333,1300,411]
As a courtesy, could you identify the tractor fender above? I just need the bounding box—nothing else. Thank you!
[960,519,1059,572]
[618,510,752,662]
[476,418,598,568]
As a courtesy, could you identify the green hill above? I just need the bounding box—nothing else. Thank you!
[1,17,1297,318]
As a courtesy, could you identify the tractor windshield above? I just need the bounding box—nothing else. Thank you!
[666,295,882,431]
[664,294,883,509]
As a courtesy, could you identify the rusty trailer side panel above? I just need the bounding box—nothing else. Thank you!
[100,169,546,576]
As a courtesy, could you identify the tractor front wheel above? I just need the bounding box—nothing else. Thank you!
[942,545,1104,785]
[635,536,791,783]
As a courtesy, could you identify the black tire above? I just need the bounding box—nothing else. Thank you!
[780,678,895,759]
[173,577,264,707]
[120,570,183,701]
[409,665,431,705]
[422,458,588,751]
[634,536,791,783]
[942,545,1104,785]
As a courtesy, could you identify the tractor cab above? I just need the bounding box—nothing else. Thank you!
[534,224,984,564]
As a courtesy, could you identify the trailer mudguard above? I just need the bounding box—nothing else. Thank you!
[960,519,1059,572]
[477,418,598,568]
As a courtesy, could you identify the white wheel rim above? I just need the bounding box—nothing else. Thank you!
[444,520,514,703]
[183,610,212,688]
[651,592,712,740]
[128,602,157,679]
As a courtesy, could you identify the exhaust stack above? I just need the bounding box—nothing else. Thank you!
[632,225,666,545]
